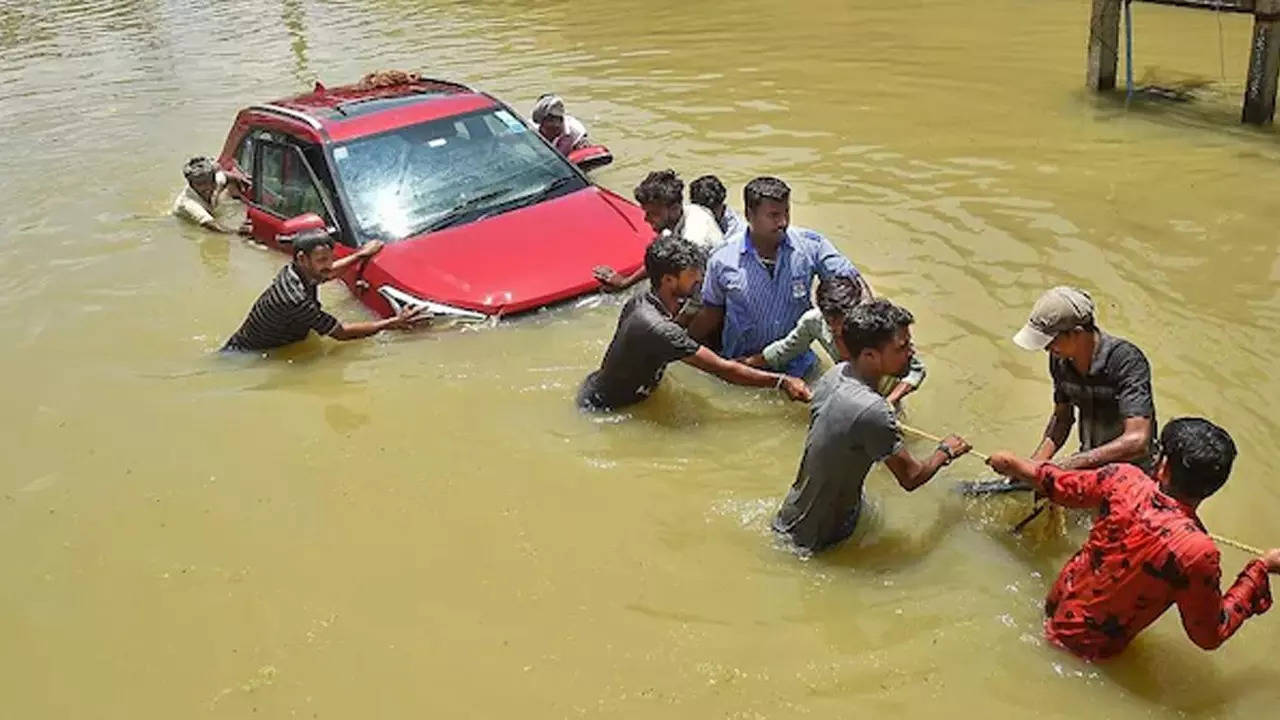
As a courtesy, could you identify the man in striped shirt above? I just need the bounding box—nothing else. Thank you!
[222,230,425,353]
[689,176,859,377]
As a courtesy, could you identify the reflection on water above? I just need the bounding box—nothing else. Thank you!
[2,0,1279,718]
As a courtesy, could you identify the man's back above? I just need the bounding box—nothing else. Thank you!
[1038,463,1271,659]
[773,363,901,551]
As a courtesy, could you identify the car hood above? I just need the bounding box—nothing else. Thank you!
[369,187,650,316]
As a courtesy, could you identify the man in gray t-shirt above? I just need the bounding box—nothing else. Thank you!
[773,300,971,553]
[578,235,811,411]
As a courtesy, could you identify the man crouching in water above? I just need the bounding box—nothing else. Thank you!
[987,418,1279,660]
[578,235,811,410]
[174,156,251,233]
[773,300,971,553]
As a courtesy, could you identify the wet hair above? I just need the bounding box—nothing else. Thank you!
[644,234,706,285]
[292,229,334,258]
[689,175,727,210]
[634,169,684,208]
[743,176,790,213]
[841,299,914,357]
[1159,417,1237,500]
[183,156,219,185]
[816,276,864,318]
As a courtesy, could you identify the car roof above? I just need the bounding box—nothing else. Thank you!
[254,77,502,142]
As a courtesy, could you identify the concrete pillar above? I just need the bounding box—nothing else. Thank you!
[1243,0,1280,124]
[1088,0,1122,91]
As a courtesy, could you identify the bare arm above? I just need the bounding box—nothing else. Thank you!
[331,240,384,273]
[686,306,724,346]
[330,306,427,341]
[882,435,971,492]
[1058,416,1152,470]
[592,266,646,292]
[884,380,914,406]
[681,347,811,401]
[1031,402,1075,461]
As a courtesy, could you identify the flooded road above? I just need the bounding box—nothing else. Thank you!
[3,0,1280,716]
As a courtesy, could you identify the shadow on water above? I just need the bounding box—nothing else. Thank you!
[1101,636,1273,716]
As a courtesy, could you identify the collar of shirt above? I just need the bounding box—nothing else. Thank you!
[1087,330,1118,375]
[738,227,793,259]
[286,262,321,291]
[643,291,676,319]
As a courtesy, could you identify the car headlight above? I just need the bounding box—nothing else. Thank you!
[377,285,490,324]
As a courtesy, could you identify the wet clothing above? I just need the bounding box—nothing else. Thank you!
[761,306,927,390]
[1037,462,1272,660]
[223,264,339,352]
[1050,331,1157,470]
[773,363,902,551]
[535,114,589,155]
[701,227,858,378]
[173,171,229,227]
[578,292,700,410]
[666,204,724,250]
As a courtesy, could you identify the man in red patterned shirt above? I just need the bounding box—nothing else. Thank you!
[987,417,1280,660]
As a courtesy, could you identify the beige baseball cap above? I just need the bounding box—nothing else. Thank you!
[1012,286,1095,350]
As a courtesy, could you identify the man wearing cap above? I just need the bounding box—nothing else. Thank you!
[174,156,251,233]
[1012,286,1157,472]
[530,94,590,156]
[222,231,426,353]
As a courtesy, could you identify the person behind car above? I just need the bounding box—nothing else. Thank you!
[173,156,251,233]
[530,94,589,156]
[689,174,747,238]
[593,169,724,292]
[578,234,811,410]
[222,230,427,353]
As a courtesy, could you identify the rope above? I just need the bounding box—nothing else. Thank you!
[897,424,1265,555]
[1212,534,1264,556]
[899,423,989,462]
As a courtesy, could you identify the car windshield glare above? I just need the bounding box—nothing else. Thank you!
[331,108,584,242]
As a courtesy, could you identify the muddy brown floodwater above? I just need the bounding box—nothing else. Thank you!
[2,0,1279,717]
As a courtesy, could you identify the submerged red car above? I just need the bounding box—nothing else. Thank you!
[216,75,648,322]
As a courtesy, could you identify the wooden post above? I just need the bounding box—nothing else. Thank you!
[1243,0,1280,123]
[1088,0,1122,91]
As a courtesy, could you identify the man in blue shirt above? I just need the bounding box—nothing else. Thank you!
[688,176,859,377]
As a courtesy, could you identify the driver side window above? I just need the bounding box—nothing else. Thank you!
[256,140,331,222]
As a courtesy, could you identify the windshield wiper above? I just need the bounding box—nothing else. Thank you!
[416,186,514,234]
[505,176,578,209]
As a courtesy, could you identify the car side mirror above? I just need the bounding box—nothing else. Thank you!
[276,212,328,243]
[567,146,613,172]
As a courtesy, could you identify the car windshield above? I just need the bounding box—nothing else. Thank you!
[330,107,586,242]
